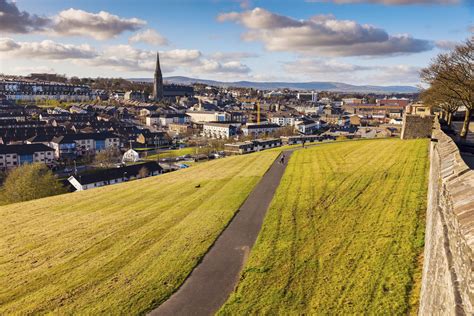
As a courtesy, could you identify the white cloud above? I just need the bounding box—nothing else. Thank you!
[194,60,251,74]
[0,37,19,50]
[435,40,459,50]
[0,1,149,40]
[73,44,250,75]
[368,64,421,84]
[306,0,459,4]
[52,8,145,40]
[217,7,432,56]
[282,57,421,84]
[209,51,259,61]
[0,38,97,59]
[129,29,168,46]
[0,0,51,33]
[283,58,371,73]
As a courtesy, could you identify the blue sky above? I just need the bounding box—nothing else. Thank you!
[0,0,472,86]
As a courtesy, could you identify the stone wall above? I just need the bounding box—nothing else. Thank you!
[401,114,434,139]
[419,119,474,315]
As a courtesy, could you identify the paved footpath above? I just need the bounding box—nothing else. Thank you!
[151,151,293,316]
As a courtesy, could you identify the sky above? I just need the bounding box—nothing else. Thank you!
[0,0,472,86]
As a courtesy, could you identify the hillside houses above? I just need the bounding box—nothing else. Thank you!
[137,131,172,147]
[50,133,120,159]
[68,161,163,191]
[0,143,55,170]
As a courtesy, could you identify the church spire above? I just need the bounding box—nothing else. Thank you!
[153,52,164,101]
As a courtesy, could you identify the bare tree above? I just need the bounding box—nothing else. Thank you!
[420,38,473,138]
[421,83,461,127]
[94,147,121,167]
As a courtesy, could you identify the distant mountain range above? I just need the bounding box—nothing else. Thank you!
[130,76,419,94]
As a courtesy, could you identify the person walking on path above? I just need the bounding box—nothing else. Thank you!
[280,154,285,165]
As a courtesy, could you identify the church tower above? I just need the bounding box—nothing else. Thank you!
[153,52,164,101]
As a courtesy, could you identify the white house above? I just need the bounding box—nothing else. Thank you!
[241,123,281,136]
[68,162,162,191]
[202,122,239,139]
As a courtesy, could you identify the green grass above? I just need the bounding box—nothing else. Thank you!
[220,138,429,315]
[0,150,279,315]
[144,147,197,160]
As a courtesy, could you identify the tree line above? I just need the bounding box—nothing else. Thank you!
[421,38,473,137]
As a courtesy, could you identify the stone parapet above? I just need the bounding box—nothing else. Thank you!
[419,118,474,315]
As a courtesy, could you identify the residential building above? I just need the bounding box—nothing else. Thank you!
[202,122,239,139]
[0,143,55,170]
[159,113,190,126]
[146,114,160,126]
[241,123,281,136]
[68,161,163,191]
[136,131,172,147]
[270,112,298,126]
[51,132,120,159]
[168,123,192,135]
[297,91,318,102]
[377,98,409,107]
[295,118,321,135]
[224,141,255,155]
[186,111,230,123]
[224,138,282,154]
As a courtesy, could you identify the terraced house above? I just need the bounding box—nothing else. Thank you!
[0,143,55,170]
[202,122,239,138]
[50,132,120,159]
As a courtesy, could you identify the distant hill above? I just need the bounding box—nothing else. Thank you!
[130,76,419,94]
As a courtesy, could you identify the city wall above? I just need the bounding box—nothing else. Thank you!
[419,119,474,315]
[401,114,434,139]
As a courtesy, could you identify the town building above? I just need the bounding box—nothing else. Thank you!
[0,143,55,170]
[152,52,164,101]
[297,91,318,102]
[68,161,163,191]
[270,112,298,126]
[241,123,281,137]
[202,122,239,139]
[168,123,192,135]
[186,111,231,123]
[224,138,282,155]
[136,131,172,147]
[295,118,321,135]
[50,132,120,159]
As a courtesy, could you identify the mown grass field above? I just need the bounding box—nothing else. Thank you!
[0,150,279,315]
[143,147,196,160]
[220,138,429,315]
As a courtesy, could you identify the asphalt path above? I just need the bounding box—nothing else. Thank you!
[151,151,293,316]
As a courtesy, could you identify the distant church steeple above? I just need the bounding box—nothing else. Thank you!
[153,52,164,101]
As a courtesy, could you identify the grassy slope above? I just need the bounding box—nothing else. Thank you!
[0,151,279,315]
[220,138,429,315]
[144,147,196,160]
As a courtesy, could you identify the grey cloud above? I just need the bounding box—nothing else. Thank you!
[0,1,147,40]
[0,0,51,33]
[218,7,433,56]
